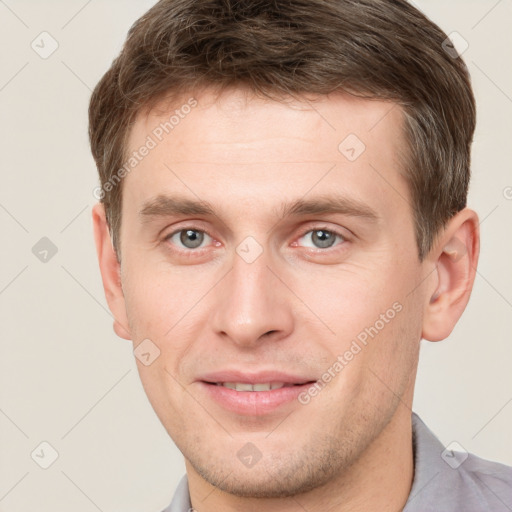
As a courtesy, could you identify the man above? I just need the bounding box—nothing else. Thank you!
[88,0,512,510]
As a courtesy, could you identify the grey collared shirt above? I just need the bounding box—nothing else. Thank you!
[162,412,512,511]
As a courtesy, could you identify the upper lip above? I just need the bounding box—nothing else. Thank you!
[198,370,316,385]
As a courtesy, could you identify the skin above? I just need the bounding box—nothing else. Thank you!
[93,87,479,512]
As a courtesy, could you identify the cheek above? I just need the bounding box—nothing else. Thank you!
[122,262,198,426]
[122,258,182,334]
[121,258,217,367]
[290,262,403,340]
[297,258,421,390]
[360,290,423,402]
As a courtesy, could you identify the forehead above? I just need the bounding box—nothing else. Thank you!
[131,88,404,162]
[123,88,409,223]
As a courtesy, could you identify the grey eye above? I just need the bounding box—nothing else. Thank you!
[300,229,344,249]
[168,229,211,249]
[180,229,204,249]
[311,230,336,248]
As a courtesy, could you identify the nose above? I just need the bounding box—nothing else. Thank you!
[210,242,294,348]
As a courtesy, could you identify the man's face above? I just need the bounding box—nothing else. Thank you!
[117,89,427,497]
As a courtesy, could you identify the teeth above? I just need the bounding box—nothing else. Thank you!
[220,382,286,391]
[253,383,271,391]
[235,383,253,392]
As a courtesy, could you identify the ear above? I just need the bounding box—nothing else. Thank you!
[422,208,480,342]
[92,203,131,340]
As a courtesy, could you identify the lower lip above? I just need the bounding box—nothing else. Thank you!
[198,382,314,416]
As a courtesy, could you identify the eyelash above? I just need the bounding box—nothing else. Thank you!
[163,224,349,259]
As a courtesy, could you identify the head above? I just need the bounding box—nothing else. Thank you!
[90,0,479,500]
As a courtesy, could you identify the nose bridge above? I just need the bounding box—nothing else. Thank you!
[211,240,293,346]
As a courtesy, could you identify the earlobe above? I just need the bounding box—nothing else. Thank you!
[92,203,132,341]
[113,319,131,339]
[422,209,480,342]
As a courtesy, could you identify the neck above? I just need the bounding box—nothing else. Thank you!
[185,405,414,512]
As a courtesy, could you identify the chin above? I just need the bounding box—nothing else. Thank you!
[186,443,344,499]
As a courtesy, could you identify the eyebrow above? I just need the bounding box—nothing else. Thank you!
[277,195,379,222]
[139,195,215,220]
[139,194,380,223]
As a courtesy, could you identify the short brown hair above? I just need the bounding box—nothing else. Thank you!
[89,0,476,261]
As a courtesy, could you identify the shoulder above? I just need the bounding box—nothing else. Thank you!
[404,413,512,512]
[449,451,512,507]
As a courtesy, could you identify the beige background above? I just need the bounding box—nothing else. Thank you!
[0,1,511,511]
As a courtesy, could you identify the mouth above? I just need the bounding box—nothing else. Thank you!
[198,378,316,415]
